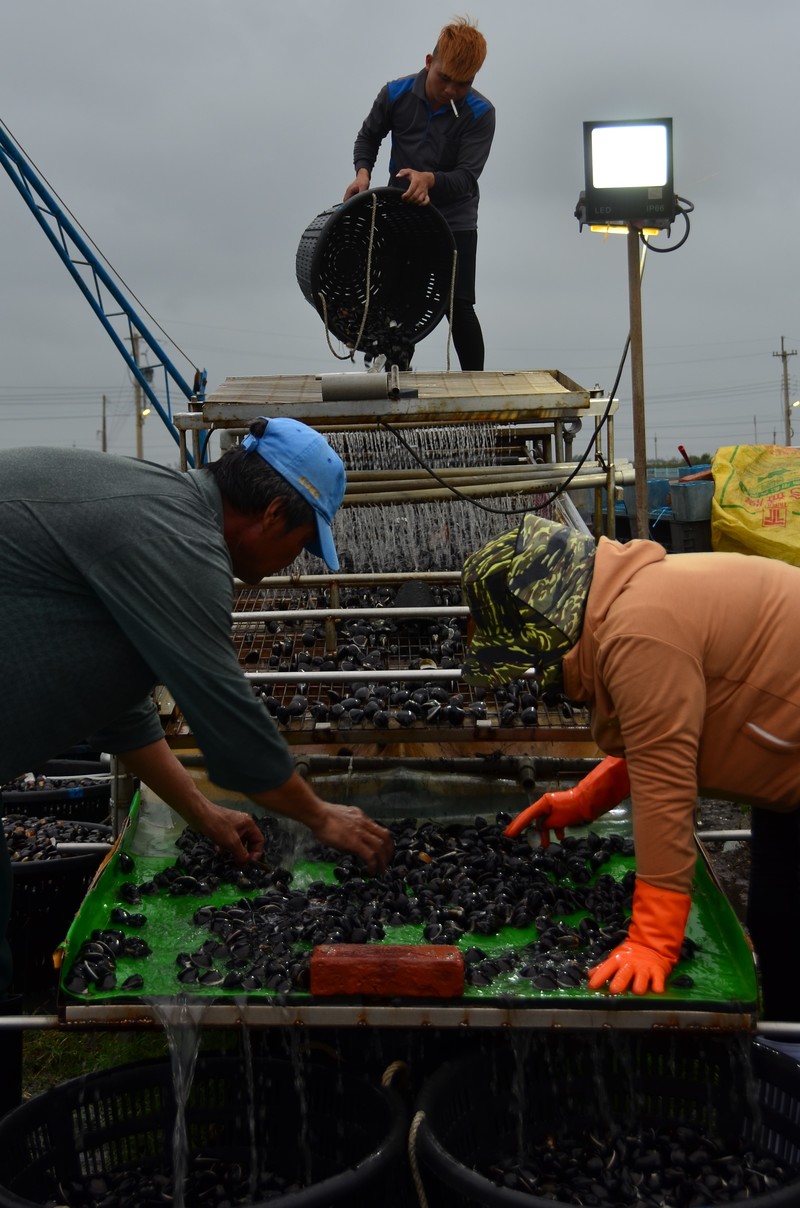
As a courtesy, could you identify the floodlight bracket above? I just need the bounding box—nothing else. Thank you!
[574,192,675,235]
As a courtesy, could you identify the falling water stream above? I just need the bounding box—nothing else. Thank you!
[292,495,540,576]
[235,1006,259,1202]
[147,996,209,1208]
[288,424,553,574]
[333,423,506,471]
[501,1027,765,1167]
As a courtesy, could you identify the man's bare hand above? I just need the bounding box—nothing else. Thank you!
[343,168,371,202]
[396,168,434,205]
[310,802,394,875]
[194,802,265,866]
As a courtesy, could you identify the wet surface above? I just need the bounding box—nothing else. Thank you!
[695,798,751,924]
[60,810,757,1010]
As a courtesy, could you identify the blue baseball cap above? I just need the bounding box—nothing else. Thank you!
[241,417,346,570]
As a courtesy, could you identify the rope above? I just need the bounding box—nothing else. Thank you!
[318,190,379,364]
[445,245,458,372]
[380,1058,408,1088]
[350,190,378,358]
[408,1109,430,1208]
[317,291,353,360]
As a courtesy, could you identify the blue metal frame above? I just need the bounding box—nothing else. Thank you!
[0,125,207,465]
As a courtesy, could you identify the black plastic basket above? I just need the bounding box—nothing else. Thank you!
[38,758,109,777]
[414,1035,800,1207]
[1,781,110,824]
[0,1053,410,1208]
[296,187,455,362]
[7,825,111,994]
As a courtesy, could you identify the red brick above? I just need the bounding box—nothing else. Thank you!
[310,944,464,998]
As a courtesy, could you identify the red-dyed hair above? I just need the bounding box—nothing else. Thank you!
[432,16,487,80]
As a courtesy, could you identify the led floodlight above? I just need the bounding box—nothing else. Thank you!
[580,118,676,228]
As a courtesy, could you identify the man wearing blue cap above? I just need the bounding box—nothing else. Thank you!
[0,418,394,1007]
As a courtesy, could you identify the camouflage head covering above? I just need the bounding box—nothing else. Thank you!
[461,514,596,688]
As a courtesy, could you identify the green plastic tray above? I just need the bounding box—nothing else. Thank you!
[59,796,758,1012]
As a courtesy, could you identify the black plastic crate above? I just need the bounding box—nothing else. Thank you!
[296,187,455,360]
[414,1035,800,1207]
[6,821,111,994]
[670,518,713,553]
[0,780,110,824]
[0,1053,410,1208]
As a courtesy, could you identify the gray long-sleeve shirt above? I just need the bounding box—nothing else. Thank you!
[353,68,495,232]
[0,447,293,796]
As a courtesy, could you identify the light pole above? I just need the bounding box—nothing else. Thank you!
[576,118,679,541]
[626,227,648,536]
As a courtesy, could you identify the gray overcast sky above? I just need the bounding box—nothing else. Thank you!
[1,0,797,467]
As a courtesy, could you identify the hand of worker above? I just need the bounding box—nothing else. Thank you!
[504,755,630,846]
[119,739,266,866]
[396,168,434,206]
[587,879,692,995]
[343,168,371,201]
[194,801,266,867]
[310,801,395,875]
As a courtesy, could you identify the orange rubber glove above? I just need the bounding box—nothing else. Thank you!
[587,879,692,995]
[504,756,630,846]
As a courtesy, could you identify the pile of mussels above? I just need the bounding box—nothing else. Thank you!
[3,815,110,863]
[241,602,580,730]
[484,1124,797,1205]
[53,1157,306,1208]
[46,1124,800,1208]
[64,813,698,999]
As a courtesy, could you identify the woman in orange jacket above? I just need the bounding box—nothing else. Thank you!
[462,513,800,1020]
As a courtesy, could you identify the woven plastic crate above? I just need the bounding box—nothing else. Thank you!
[0,1053,410,1208]
[414,1036,800,1207]
[6,822,111,994]
[38,758,108,776]
[1,781,110,823]
[296,187,455,364]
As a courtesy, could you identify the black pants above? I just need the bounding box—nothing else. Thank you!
[449,229,484,372]
[747,806,800,1021]
[398,229,485,372]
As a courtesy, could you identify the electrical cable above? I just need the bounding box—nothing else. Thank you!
[199,427,213,465]
[640,196,694,253]
[371,223,654,518]
[376,319,633,519]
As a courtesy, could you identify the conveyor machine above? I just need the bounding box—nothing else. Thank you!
[55,369,757,1034]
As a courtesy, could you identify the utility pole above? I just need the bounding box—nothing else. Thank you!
[131,333,145,460]
[773,335,797,446]
[627,230,649,539]
[100,393,108,452]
